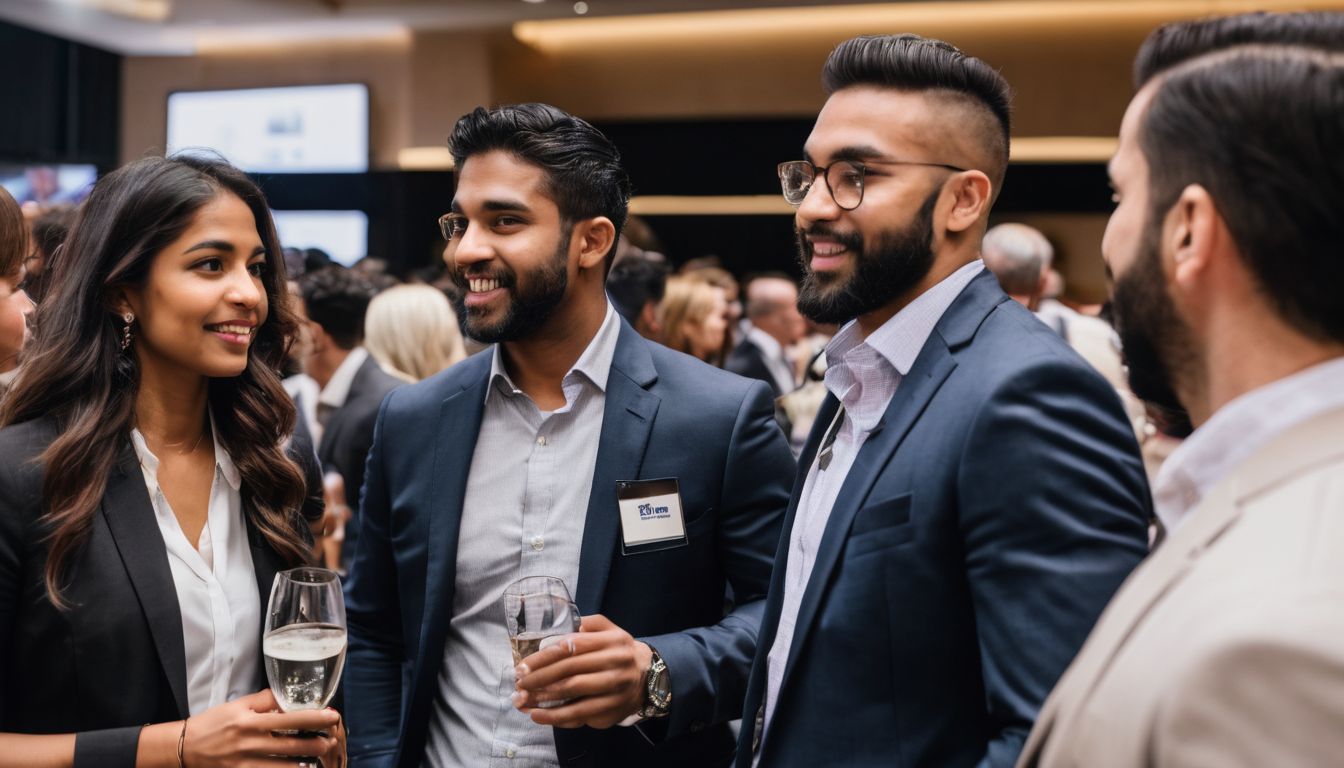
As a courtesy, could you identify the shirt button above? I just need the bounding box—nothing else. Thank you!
[536,435,547,446]
[531,536,545,551]
[505,747,516,758]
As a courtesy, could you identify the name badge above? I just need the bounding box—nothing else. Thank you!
[616,478,689,555]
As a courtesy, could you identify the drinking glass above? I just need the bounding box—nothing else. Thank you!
[264,566,348,711]
[502,576,580,707]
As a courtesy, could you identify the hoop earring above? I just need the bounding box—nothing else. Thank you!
[120,312,134,351]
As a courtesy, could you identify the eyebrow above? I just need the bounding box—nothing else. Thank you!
[450,198,533,215]
[801,145,889,166]
[183,240,267,257]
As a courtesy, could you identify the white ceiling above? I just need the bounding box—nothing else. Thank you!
[0,0,901,55]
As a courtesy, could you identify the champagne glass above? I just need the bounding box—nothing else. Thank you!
[502,576,580,708]
[263,566,347,765]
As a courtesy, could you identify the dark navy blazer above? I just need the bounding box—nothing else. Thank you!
[344,319,796,767]
[735,272,1151,768]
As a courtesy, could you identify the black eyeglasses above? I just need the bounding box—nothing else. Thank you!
[777,158,968,211]
[438,213,467,242]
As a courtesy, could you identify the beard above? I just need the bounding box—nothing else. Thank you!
[794,189,939,325]
[450,235,570,344]
[1109,214,1195,429]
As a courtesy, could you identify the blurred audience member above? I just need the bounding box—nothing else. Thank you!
[282,246,306,279]
[726,274,806,398]
[24,203,76,304]
[686,265,743,350]
[303,247,335,274]
[364,283,467,383]
[606,250,669,340]
[299,266,401,573]
[659,274,729,364]
[0,188,33,400]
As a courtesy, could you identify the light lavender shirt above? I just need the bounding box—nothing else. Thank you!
[758,261,984,749]
[424,305,619,768]
[1153,355,1344,533]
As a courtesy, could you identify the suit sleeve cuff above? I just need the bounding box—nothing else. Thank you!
[74,725,142,768]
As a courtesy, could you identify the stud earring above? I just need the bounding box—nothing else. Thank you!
[120,312,134,351]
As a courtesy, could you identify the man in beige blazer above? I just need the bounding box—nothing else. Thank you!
[1018,13,1344,768]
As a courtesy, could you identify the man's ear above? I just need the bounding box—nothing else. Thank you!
[574,217,617,271]
[944,171,993,234]
[1166,184,1219,290]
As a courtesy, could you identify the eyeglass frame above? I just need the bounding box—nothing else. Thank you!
[777,158,969,211]
[438,212,468,242]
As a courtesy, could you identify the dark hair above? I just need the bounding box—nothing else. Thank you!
[1135,11,1344,86]
[0,187,24,280]
[26,203,78,303]
[448,103,631,261]
[299,266,377,349]
[0,154,312,606]
[1139,46,1344,344]
[822,34,1011,185]
[606,253,669,324]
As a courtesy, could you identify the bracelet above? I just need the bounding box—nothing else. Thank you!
[176,718,189,768]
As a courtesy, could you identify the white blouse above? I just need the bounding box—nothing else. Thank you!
[130,421,260,715]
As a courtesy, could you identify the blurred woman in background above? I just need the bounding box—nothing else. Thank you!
[659,274,729,365]
[0,155,343,767]
[0,188,34,402]
[364,283,466,382]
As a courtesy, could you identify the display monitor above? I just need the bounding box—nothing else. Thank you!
[0,163,97,204]
[271,210,369,267]
[167,84,369,173]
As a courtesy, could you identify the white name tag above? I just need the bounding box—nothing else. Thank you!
[616,478,689,554]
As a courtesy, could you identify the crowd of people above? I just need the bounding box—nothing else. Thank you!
[0,9,1341,768]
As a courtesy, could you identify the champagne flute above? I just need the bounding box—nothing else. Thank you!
[264,567,347,764]
[502,576,580,708]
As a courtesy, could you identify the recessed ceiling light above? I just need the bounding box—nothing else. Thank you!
[522,0,546,4]
[574,1,589,14]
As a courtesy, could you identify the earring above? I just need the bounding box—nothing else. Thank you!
[120,312,134,351]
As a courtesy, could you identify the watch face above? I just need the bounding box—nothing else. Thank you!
[653,667,671,701]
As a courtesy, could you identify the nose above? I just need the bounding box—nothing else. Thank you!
[450,222,493,270]
[795,174,842,231]
[17,290,34,316]
[227,263,263,309]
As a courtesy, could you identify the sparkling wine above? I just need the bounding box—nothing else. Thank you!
[264,622,347,711]
[510,631,548,666]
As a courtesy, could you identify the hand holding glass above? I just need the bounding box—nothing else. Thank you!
[264,567,348,712]
[503,576,580,708]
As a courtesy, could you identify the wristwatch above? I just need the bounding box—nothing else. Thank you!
[638,648,672,718]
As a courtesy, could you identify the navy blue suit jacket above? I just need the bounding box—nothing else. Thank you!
[344,319,796,767]
[736,272,1151,768]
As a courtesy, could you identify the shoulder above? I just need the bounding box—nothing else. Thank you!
[379,349,491,421]
[644,338,762,404]
[0,418,57,519]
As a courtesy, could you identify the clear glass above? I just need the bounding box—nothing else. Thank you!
[263,567,348,713]
[502,576,580,707]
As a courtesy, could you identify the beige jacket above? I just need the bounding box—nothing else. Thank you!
[1018,405,1344,768]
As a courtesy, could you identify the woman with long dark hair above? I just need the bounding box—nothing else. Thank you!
[0,155,345,767]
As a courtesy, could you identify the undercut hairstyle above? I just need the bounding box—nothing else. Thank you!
[1135,11,1344,86]
[299,266,377,350]
[448,103,632,263]
[981,223,1053,295]
[822,34,1012,189]
[0,187,24,280]
[0,154,312,606]
[1139,45,1344,344]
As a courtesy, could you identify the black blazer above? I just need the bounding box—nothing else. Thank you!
[0,417,322,768]
[316,355,401,572]
[723,339,785,399]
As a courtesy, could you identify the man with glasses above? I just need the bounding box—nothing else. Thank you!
[343,103,795,768]
[736,35,1150,768]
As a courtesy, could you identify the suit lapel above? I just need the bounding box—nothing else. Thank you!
[1024,405,1344,763]
[777,337,958,692]
[100,443,191,719]
[575,323,660,614]
[417,362,490,684]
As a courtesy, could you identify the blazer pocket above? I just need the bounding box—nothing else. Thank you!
[846,494,915,559]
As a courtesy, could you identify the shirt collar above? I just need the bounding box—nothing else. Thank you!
[129,409,241,491]
[486,302,620,404]
[318,347,369,410]
[1153,355,1344,533]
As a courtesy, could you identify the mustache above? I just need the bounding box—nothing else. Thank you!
[796,224,864,252]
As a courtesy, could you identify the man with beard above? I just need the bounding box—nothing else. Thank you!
[1018,16,1344,768]
[735,35,1151,768]
[343,103,795,768]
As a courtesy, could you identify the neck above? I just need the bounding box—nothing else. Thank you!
[500,295,607,409]
[854,251,976,338]
[1186,317,1344,428]
[134,359,209,447]
[310,346,352,391]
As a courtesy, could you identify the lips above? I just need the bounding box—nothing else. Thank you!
[205,322,255,345]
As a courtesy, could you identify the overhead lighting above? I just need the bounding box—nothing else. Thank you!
[629,195,793,216]
[194,23,411,55]
[515,0,1344,52]
[46,0,170,22]
[1010,137,1118,163]
[398,147,456,171]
